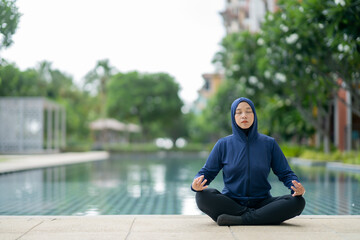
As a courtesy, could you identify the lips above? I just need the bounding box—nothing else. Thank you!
[241,121,248,123]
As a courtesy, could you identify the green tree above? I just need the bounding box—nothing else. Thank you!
[35,61,97,146]
[210,0,359,152]
[210,31,313,143]
[200,78,242,141]
[84,59,116,118]
[36,61,74,99]
[0,63,47,96]
[207,32,265,139]
[0,0,21,53]
[107,71,183,141]
[314,0,360,116]
[259,0,360,152]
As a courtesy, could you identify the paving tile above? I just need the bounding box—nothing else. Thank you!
[230,217,360,240]
[28,216,134,232]
[16,217,133,240]
[0,217,45,233]
[21,232,127,240]
[127,231,234,240]
[131,215,223,233]
[0,233,25,240]
[230,218,329,233]
[230,231,342,240]
[313,218,360,233]
[128,216,234,240]
[336,233,360,240]
[1,216,359,240]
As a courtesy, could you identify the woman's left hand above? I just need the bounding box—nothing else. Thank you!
[291,180,306,197]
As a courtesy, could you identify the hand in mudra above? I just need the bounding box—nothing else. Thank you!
[291,180,306,196]
[192,175,208,191]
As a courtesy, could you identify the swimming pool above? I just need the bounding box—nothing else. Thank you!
[0,155,359,215]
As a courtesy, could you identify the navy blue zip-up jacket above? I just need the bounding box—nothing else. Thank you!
[193,97,299,204]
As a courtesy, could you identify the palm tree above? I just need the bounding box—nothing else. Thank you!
[84,59,116,118]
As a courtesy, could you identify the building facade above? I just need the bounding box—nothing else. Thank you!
[193,73,224,114]
[221,0,277,34]
[0,97,66,153]
[334,82,360,151]
[89,118,141,150]
[194,0,275,114]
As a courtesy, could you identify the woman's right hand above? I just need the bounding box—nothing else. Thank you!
[192,175,208,191]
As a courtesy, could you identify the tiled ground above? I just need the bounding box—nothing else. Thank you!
[1,215,360,240]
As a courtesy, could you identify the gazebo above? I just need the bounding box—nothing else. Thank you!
[89,118,141,149]
[0,97,66,153]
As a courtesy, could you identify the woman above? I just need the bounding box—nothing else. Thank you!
[191,97,305,226]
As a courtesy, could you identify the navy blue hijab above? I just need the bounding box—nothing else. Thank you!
[230,97,258,141]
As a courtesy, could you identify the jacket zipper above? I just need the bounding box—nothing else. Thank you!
[246,136,250,197]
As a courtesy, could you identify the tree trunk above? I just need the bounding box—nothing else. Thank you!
[323,100,333,154]
[316,132,321,148]
[323,134,330,154]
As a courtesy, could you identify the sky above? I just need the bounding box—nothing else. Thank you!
[2,0,226,104]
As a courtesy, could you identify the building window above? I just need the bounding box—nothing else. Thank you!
[204,79,211,90]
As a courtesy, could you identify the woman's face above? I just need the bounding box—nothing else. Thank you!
[235,101,254,129]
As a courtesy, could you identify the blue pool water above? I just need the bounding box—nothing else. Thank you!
[0,154,359,215]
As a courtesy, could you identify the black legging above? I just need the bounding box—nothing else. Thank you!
[196,188,306,225]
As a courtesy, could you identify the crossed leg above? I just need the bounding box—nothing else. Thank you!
[196,188,305,225]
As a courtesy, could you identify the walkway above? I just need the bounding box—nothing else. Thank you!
[1,215,359,240]
[0,152,109,174]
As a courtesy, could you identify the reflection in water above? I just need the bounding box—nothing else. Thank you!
[127,165,142,198]
[0,156,359,215]
[269,165,360,215]
[150,165,166,194]
[180,187,201,215]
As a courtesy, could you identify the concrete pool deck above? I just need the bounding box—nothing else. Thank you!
[1,215,360,240]
[0,152,110,174]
